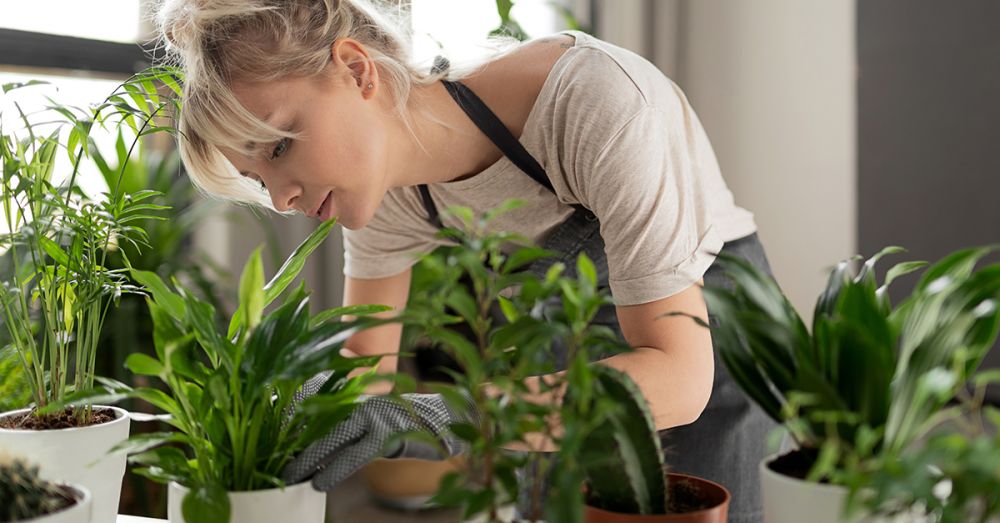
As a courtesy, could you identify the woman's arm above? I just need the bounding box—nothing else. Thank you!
[603,280,714,429]
[341,269,412,394]
[505,281,714,452]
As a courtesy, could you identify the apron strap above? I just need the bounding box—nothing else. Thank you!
[417,78,557,227]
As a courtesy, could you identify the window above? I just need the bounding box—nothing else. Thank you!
[1,2,147,202]
[410,0,563,65]
[0,0,143,43]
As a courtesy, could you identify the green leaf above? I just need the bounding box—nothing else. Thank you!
[38,236,70,267]
[238,247,265,331]
[133,269,186,320]
[501,246,554,274]
[577,254,597,287]
[309,304,392,326]
[182,484,230,523]
[263,219,335,305]
[110,432,187,456]
[125,353,165,377]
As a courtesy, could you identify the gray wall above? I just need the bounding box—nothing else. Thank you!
[858,0,1000,400]
[596,0,857,317]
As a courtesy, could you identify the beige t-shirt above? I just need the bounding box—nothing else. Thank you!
[343,30,757,306]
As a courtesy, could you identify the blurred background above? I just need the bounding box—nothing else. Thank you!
[1,0,998,519]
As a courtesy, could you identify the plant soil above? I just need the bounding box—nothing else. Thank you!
[0,407,116,430]
[666,477,712,513]
[767,447,823,482]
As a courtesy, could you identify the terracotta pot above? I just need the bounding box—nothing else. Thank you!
[19,484,92,523]
[356,456,465,510]
[0,406,129,523]
[584,472,730,523]
[168,481,325,523]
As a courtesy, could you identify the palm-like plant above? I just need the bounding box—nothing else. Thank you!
[0,70,180,424]
[690,246,1000,481]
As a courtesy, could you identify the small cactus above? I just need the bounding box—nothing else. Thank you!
[583,365,669,514]
[0,455,74,522]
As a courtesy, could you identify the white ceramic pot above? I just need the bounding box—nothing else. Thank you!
[21,484,93,523]
[167,481,326,523]
[0,406,129,523]
[760,453,927,523]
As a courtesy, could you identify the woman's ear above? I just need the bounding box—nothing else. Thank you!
[330,38,378,98]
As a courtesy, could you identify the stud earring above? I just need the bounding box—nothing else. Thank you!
[366,82,374,90]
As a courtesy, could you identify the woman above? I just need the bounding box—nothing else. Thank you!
[158,0,775,521]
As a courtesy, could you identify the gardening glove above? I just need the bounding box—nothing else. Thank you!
[282,373,476,491]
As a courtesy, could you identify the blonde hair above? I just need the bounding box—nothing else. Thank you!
[157,0,517,208]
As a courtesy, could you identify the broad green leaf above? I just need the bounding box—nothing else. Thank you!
[577,253,597,287]
[263,219,335,305]
[125,353,165,377]
[132,269,185,320]
[182,484,230,523]
[238,247,265,331]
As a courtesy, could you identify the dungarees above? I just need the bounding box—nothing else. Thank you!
[420,78,776,523]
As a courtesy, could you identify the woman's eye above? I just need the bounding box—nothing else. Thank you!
[270,138,290,159]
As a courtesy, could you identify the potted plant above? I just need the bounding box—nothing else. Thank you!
[577,365,730,523]
[684,246,1000,523]
[1,454,93,523]
[0,70,180,523]
[73,219,389,523]
[841,368,1000,523]
[403,202,729,522]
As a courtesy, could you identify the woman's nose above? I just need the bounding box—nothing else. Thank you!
[269,181,302,213]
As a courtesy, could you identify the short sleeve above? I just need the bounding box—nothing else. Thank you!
[577,96,724,306]
[342,188,442,279]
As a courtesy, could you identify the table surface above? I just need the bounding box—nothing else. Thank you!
[116,473,460,522]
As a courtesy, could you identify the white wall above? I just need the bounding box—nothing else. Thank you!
[599,0,857,316]
[678,0,857,315]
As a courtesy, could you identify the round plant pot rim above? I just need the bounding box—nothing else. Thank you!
[22,483,92,522]
[0,405,128,434]
[585,472,732,517]
[760,451,850,494]
[168,479,317,496]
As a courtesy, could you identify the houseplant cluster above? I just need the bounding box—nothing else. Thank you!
[2,64,998,523]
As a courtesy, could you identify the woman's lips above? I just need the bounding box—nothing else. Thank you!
[318,191,333,221]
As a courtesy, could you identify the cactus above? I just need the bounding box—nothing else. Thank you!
[0,455,74,522]
[583,365,668,514]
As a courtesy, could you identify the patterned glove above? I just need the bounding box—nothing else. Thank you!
[282,374,475,491]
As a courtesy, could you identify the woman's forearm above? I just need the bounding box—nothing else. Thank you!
[493,344,713,453]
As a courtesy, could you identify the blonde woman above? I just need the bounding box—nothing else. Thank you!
[157,1,775,521]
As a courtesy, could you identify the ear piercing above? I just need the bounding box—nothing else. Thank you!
[366,82,374,90]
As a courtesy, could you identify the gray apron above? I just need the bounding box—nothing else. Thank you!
[420,78,775,523]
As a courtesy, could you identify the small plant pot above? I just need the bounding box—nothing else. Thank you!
[761,451,931,523]
[167,481,326,523]
[0,406,129,523]
[357,456,464,510]
[17,483,93,523]
[584,473,730,523]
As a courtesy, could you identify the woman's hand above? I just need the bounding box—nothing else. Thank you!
[282,385,475,491]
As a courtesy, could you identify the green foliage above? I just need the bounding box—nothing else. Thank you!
[43,220,389,523]
[0,348,30,413]
[693,245,1000,484]
[844,372,1000,523]
[488,0,587,40]
[405,203,648,522]
[0,68,181,423]
[0,455,73,521]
